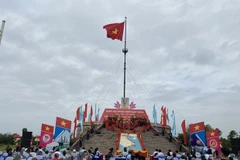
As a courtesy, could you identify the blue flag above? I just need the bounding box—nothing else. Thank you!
[79,105,84,132]
[171,110,176,136]
[152,104,157,125]
[97,108,100,123]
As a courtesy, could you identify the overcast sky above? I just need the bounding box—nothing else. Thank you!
[0,0,239,138]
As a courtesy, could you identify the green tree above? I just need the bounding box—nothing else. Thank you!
[220,137,231,148]
[227,130,238,140]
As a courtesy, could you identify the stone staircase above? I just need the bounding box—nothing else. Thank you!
[141,129,179,155]
[74,126,180,156]
[81,128,118,154]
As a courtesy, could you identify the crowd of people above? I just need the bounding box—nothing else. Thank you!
[151,148,235,160]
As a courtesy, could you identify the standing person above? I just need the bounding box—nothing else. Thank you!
[122,147,128,158]
[152,149,158,160]
[158,149,164,160]
[93,148,101,160]
[53,153,59,160]
[126,150,132,160]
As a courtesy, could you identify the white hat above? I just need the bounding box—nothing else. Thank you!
[73,149,76,152]
[195,152,201,158]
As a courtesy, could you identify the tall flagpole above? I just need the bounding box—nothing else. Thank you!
[0,20,6,45]
[122,17,128,98]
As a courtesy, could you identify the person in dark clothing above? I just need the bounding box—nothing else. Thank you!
[206,146,212,154]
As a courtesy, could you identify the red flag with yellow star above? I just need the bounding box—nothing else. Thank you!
[39,123,54,148]
[189,121,205,133]
[103,22,124,41]
[54,117,72,146]
[189,121,206,147]
[56,117,71,130]
[206,129,221,154]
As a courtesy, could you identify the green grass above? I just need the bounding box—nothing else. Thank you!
[0,144,16,152]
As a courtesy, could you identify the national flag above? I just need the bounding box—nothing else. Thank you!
[206,129,221,154]
[40,123,54,148]
[103,22,124,41]
[189,121,205,133]
[189,121,206,147]
[56,117,71,130]
[54,117,72,146]
[170,110,176,136]
[181,120,187,145]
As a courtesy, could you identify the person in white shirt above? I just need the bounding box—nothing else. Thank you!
[126,150,132,160]
[157,149,164,160]
[122,147,128,158]
[152,149,159,160]
[93,148,101,160]
[79,147,86,153]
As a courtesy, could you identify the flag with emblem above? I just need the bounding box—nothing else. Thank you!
[39,123,54,148]
[54,117,72,147]
[206,129,221,154]
[189,121,206,147]
[103,22,124,41]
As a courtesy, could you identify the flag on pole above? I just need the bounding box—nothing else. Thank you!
[88,105,93,123]
[97,108,100,123]
[84,103,87,122]
[170,110,176,136]
[152,104,157,125]
[181,120,187,145]
[73,107,80,139]
[189,121,206,147]
[94,104,97,121]
[103,22,124,41]
[40,124,54,148]
[206,129,221,154]
[80,105,84,132]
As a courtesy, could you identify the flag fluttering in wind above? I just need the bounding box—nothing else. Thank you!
[83,103,87,122]
[160,106,167,126]
[94,104,97,121]
[97,108,100,123]
[73,107,80,139]
[171,110,176,136]
[181,120,187,145]
[189,121,206,147]
[103,22,124,41]
[152,104,157,125]
[80,105,84,132]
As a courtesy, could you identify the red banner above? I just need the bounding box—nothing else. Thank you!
[39,123,54,148]
[206,129,221,154]
[100,108,149,122]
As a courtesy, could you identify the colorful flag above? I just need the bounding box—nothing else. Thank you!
[103,22,124,41]
[189,121,206,147]
[171,110,176,136]
[40,124,54,148]
[54,117,72,147]
[94,104,97,121]
[73,107,80,139]
[206,129,221,154]
[97,107,100,123]
[84,103,87,122]
[80,105,84,132]
[160,106,167,126]
[181,120,187,145]
[152,104,157,125]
